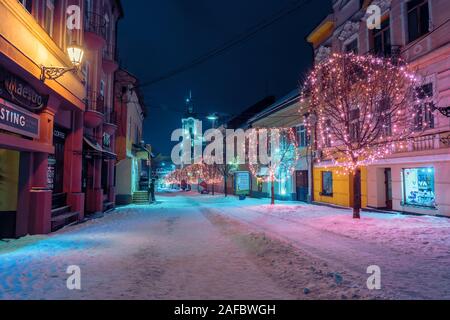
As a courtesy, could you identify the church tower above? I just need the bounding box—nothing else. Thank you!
[181,91,202,166]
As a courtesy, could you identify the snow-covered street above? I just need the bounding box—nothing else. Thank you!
[1,192,449,300]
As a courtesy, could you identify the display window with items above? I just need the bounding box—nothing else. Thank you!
[402,168,436,208]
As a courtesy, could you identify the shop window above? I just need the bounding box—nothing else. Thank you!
[18,0,33,13]
[321,171,333,196]
[407,0,430,43]
[402,168,435,208]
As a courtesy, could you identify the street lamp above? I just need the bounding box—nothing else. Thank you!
[207,113,219,129]
[40,44,84,81]
[206,113,220,196]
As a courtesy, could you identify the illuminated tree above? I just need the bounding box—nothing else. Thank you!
[216,157,240,197]
[249,128,300,205]
[199,159,222,195]
[302,52,426,218]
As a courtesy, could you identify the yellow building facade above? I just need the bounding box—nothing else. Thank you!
[313,166,368,208]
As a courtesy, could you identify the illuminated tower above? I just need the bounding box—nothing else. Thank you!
[181,91,202,167]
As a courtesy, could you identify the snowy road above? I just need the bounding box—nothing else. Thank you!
[0,192,449,300]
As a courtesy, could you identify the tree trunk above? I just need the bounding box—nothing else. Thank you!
[212,181,215,196]
[271,176,275,205]
[353,168,362,219]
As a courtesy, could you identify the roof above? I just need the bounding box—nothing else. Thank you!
[225,96,276,129]
[247,89,300,124]
[115,68,147,117]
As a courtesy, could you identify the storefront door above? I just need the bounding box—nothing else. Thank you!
[296,170,309,202]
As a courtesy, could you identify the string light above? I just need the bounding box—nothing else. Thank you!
[301,52,426,174]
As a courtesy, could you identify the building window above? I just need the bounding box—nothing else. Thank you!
[407,0,430,43]
[321,171,333,196]
[18,0,33,13]
[297,125,308,147]
[414,83,434,131]
[345,38,358,54]
[324,119,332,147]
[349,108,360,142]
[403,168,435,208]
[44,0,55,36]
[376,98,392,137]
[372,18,391,56]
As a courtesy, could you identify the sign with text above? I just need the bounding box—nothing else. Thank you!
[0,98,40,138]
[235,171,251,196]
[0,66,49,112]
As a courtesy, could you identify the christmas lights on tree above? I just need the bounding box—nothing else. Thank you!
[248,128,300,205]
[301,52,427,218]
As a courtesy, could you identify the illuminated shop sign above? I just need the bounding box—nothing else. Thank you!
[0,98,40,138]
[403,167,436,208]
[0,67,49,111]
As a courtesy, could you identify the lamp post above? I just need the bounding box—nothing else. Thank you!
[41,44,84,81]
[207,113,219,196]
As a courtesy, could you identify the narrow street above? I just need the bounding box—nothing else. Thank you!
[1,192,449,300]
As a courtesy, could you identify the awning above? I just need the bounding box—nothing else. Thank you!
[83,136,117,159]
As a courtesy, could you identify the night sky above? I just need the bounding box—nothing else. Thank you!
[118,0,332,156]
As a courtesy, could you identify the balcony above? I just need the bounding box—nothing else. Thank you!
[397,131,450,153]
[402,19,450,63]
[84,12,107,50]
[84,90,104,128]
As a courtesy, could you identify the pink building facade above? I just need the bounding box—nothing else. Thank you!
[0,0,122,239]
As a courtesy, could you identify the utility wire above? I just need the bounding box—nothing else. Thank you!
[136,0,313,88]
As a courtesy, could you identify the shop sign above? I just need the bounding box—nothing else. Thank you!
[0,67,49,112]
[0,98,40,139]
[54,128,66,140]
[235,171,251,196]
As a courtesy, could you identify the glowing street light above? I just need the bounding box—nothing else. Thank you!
[40,44,85,81]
